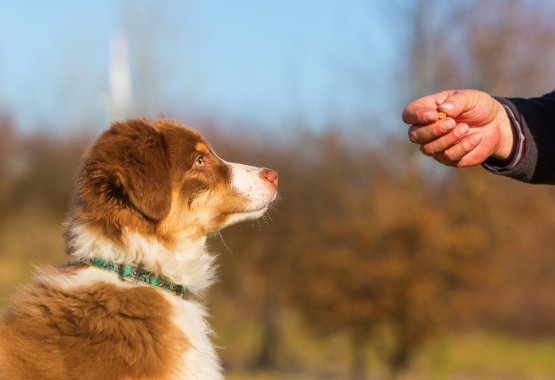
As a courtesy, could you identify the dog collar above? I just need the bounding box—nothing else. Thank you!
[80,257,189,298]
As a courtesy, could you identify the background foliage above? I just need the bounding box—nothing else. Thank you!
[2,1,555,379]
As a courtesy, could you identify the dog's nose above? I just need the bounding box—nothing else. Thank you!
[261,169,278,188]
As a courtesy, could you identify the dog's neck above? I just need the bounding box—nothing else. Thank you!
[67,224,217,295]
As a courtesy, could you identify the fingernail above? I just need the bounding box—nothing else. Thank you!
[455,124,469,137]
[438,102,454,112]
[440,119,456,132]
[470,132,483,144]
[424,111,436,122]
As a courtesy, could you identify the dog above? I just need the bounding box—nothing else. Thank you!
[0,118,278,380]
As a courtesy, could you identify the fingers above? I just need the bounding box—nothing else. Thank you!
[402,90,456,125]
[403,89,487,125]
[433,132,483,167]
[436,89,484,119]
[402,104,441,125]
[408,118,456,144]
[419,123,470,156]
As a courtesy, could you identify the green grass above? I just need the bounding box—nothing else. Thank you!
[221,331,555,380]
[413,331,555,379]
[227,374,320,380]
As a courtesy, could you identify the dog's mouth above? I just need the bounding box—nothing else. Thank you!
[219,194,277,225]
[247,204,271,214]
[223,203,270,218]
[246,190,278,214]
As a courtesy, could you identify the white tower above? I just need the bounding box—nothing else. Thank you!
[108,33,133,122]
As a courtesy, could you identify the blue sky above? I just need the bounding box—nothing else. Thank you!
[0,0,403,132]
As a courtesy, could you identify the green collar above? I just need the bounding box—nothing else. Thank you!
[81,257,189,298]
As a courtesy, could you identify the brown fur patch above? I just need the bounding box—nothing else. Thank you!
[194,142,210,155]
[65,118,172,248]
[0,266,187,380]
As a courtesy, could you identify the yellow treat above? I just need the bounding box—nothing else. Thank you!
[438,111,447,119]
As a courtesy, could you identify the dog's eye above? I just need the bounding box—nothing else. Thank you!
[194,158,204,167]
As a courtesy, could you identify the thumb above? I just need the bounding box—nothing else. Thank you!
[437,90,478,119]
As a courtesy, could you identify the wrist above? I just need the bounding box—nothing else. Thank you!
[490,100,517,162]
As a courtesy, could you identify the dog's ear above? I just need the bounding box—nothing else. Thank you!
[89,119,172,221]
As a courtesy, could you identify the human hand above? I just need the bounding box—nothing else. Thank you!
[402,89,516,167]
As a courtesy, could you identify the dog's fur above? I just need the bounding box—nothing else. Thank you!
[0,118,278,380]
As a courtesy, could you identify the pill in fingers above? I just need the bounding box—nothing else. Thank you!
[438,111,447,119]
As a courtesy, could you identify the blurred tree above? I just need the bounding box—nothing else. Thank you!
[407,0,555,98]
[0,125,91,308]
[0,115,16,177]
[208,0,555,378]
[0,114,17,218]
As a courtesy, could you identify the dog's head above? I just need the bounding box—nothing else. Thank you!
[67,118,278,247]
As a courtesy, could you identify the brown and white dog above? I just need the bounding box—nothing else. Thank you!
[0,118,278,380]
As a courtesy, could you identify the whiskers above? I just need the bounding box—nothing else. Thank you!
[264,193,282,228]
[247,194,282,230]
[262,213,276,229]
[218,232,247,263]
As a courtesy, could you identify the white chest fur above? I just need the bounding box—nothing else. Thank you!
[163,292,223,380]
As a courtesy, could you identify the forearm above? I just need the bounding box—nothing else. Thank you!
[482,90,555,184]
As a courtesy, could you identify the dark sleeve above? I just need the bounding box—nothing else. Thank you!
[482,90,555,184]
